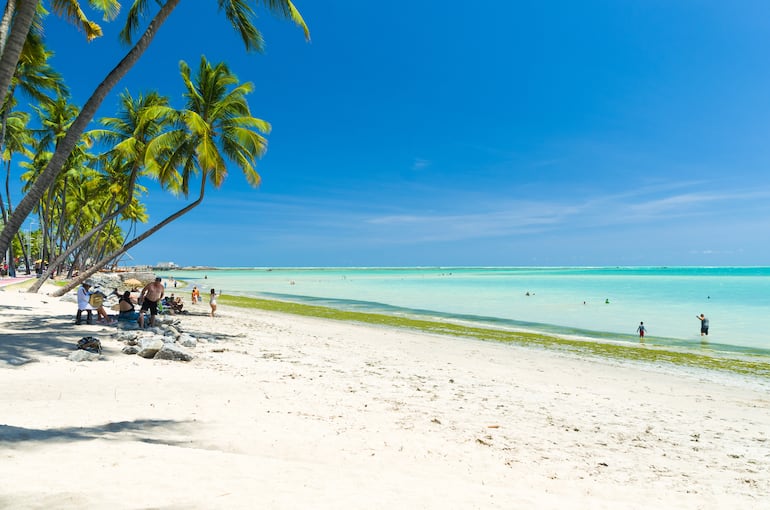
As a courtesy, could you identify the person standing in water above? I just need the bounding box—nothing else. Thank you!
[637,321,646,339]
[697,314,709,336]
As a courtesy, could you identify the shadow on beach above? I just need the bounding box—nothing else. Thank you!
[0,418,194,446]
[0,308,105,364]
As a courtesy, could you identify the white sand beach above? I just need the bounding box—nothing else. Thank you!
[1,281,769,509]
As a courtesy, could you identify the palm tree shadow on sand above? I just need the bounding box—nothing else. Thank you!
[0,419,194,446]
[0,307,118,363]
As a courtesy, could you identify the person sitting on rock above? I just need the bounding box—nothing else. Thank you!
[118,291,140,321]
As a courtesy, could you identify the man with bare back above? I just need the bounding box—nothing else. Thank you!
[138,277,165,328]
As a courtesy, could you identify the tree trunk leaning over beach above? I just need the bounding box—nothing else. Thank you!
[0,1,17,58]
[51,54,273,296]
[27,92,173,293]
[0,0,36,111]
[0,0,309,259]
[51,177,208,297]
[0,0,117,121]
[0,0,181,261]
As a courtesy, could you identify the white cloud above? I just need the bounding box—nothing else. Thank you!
[412,158,431,171]
[198,179,770,253]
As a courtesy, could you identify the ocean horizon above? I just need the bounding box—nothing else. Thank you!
[163,266,770,357]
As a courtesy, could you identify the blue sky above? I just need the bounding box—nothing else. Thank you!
[14,1,770,267]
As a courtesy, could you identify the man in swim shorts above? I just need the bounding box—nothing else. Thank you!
[138,277,165,328]
[697,313,709,336]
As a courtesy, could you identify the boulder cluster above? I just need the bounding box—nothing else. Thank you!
[115,316,199,361]
[69,314,216,363]
[90,271,156,291]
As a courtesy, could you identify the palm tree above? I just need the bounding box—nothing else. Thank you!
[0,0,119,117]
[0,1,41,112]
[10,23,68,104]
[0,0,308,261]
[28,90,172,292]
[0,109,33,272]
[1,29,63,275]
[24,91,80,268]
[52,55,271,296]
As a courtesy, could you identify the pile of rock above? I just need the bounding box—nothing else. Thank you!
[115,316,207,361]
[69,315,214,362]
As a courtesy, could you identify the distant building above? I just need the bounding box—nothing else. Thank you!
[155,261,178,269]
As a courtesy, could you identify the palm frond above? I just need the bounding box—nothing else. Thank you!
[218,0,263,52]
[119,0,153,45]
[50,0,105,40]
[88,0,121,21]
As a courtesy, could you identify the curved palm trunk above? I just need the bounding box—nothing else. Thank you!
[52,177,206,297]
[0,0,35,109]
[0,0,181,259]
[0,1,17,57]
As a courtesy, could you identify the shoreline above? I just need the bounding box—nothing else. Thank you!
[224,290,770,359]
[6,267,770,360]
[159,266,770,354]
[1,283,769,508]
[216,293,770,379]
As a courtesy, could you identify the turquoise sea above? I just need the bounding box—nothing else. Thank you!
[164,267,770,357]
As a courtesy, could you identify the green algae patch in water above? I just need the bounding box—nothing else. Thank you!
[219,294,770,379]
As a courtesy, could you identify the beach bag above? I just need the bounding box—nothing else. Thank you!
[77,336,102,354]
[89,293,104,307]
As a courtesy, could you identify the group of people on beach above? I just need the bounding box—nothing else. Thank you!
[76,278,221,327]
[635,314,709,340]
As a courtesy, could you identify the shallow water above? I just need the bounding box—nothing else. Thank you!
[165,267,770,356]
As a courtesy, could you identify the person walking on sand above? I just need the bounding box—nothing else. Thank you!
[138,277,165,328]
[209,288,218,317]
[191,286,200,304]
[637,321,646,338]
[697,313,709,336]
